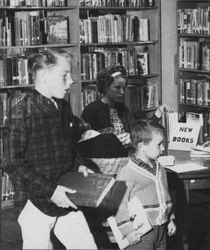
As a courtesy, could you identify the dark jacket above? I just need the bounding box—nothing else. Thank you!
[3,90,79,216]
[81,100,159,133]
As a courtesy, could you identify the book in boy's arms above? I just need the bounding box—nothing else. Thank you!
[107,196,152,249]
[57,171,126,208]
[47,14,69,44]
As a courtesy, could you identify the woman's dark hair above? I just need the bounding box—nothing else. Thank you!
[96,65,127,94]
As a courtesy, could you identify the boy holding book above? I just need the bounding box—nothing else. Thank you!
[115,120,176,249]
[3,49,97,249]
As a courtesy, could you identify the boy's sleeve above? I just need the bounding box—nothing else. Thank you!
[4,108,56,199]
[160,165,176,221]
[81,105,96,129]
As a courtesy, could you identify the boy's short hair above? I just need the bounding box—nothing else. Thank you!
[28,49,73,79]
[131,119,165,148]
[96,65,127,94]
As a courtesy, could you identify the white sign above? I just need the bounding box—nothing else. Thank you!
[168,122,201,151]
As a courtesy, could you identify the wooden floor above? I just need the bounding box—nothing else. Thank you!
[1,206,210,250]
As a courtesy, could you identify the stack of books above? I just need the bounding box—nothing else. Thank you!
[190,143,210,158]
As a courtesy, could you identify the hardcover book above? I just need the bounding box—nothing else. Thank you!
[57,171,126,208]
[47,14,69,44]
[137,52,149,76]
[107,196,152,249]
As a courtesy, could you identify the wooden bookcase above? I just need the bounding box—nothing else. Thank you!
[0,0,162,209]
[79,0,162,116]
[177,0,210,143]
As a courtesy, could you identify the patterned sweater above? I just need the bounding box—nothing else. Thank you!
[116,158,175,227]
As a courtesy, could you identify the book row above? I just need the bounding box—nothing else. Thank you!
[81,85,101,109]
[81,81,159,111]
[0,0,66,6]
[1,12,69,46]
[179,78,210,106]
[80,15,149,44]
[177,7,210,35]
[0,49,149,87]
[79,0,155,7]
[126,81,159,111]
[179,39,210,71]
[81,49,149,81]
[1,172,14,201]
[0,56,30,87]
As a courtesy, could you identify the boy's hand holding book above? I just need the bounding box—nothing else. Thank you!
[57,172,126,209]
[167,220,176,236]
[50,185,78,209]
[107,196,152,249]
[126,230,142,245]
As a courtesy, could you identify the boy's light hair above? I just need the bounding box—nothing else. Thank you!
[131,119,165,149]
[28,49,73,80]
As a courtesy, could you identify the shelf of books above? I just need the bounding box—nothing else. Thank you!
[0,0,80,209]
[79,0,161,114]
[177,0,210,144]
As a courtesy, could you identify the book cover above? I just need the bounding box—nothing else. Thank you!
[57,171,126,208]
[168,121,201,151]
[47,14,69,44]
[137,52,149,76]
[107,196,152,249]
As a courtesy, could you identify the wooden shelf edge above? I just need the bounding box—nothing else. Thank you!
[0,84,35,91]
[0,43,78,50]
[80,41,158,47]
[0,6,77,10]
[179,68,210,74]
[81,74,160,84]
[79,6,157,10]
[179,103,210,110]
[178,33,210,38]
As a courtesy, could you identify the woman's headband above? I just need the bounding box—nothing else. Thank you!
[111,72,122,78]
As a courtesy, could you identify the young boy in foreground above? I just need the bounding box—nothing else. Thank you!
[116,120,176,250]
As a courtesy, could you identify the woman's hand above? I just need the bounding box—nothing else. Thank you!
[117,132,131,146]
[155,104,174,118]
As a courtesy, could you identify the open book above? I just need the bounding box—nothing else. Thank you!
[107,196,152,249]
[57,171,126,208]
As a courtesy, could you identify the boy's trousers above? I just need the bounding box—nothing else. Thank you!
[18,199,97,249]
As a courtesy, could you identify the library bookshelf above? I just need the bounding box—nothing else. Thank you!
[177,0,210,143]
[79,0,162,115]
[0,0,162,209]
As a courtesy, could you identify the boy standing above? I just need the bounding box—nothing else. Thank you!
[3,49,97,249]
[116,120,176,250]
